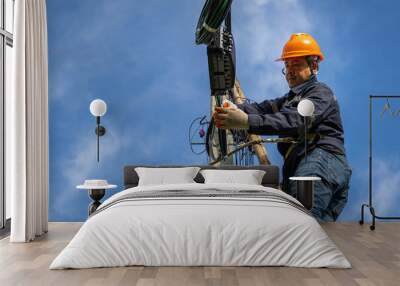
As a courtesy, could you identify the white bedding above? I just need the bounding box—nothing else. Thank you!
[50,183,351,269]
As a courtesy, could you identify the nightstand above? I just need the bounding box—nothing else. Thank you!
[77,180,117,216]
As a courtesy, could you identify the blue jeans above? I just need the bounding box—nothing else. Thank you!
[286,147,352,222]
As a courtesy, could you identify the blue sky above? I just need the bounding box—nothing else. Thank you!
[47,0,400,221]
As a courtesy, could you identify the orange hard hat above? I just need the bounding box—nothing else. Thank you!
[276,33,324,62]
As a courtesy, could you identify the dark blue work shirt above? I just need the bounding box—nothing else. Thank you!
[237,76,346,159]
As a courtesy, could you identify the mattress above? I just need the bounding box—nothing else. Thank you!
[50,183,351,269]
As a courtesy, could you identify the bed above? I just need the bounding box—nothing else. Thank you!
[49,165,350,269]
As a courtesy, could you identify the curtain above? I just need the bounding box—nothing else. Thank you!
[8,0,49,242]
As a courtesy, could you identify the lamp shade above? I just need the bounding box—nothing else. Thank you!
[297,99,315,117]
[90,99,107,117]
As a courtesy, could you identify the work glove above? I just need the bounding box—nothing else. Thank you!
[222,99,237,109]
[213,103,249,130]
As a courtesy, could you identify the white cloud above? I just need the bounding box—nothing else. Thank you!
[62,124,124,185]
[371,157,400,215]
[235,0,312,101]
[52,121,132,217]
[49,0,208,218]
[49,60,82,100]
[341,156,400,221]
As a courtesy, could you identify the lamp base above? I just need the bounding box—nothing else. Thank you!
[289,176,321,210]
[88,189,105,216]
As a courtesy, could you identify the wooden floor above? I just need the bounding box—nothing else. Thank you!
[0,222,399,286]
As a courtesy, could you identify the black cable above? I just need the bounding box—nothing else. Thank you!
[209,137,297,166]
[189,116,209,155]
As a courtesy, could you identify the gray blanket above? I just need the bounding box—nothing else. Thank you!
[91,189,311,218]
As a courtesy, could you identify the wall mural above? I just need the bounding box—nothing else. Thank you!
[47,0,400,222]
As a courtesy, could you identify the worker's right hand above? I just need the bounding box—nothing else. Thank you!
[213,106,249,130]
[213,100,237,128]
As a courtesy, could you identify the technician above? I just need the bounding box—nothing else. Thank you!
[213,33,352,222]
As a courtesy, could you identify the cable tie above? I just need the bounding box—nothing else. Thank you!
[202,22,217,33]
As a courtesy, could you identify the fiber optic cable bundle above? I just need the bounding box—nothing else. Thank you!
[194,0,241,164]
[193,0,273,166]
[196,0,236,92]
[195,0,233,45]
[191,1,284,166]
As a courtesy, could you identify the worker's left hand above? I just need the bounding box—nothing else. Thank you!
[213,106,249,129]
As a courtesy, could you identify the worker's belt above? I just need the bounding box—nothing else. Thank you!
[284,133,320,160]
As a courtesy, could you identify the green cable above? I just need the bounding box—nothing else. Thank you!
[208,0,229,27]
[195,0,233,45]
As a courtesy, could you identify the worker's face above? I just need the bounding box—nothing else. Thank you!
[284,57,312,88]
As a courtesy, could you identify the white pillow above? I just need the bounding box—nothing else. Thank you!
[135,167,201,186]
[200,169,266,185]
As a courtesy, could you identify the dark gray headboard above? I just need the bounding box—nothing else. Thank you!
[123,165,280,189]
